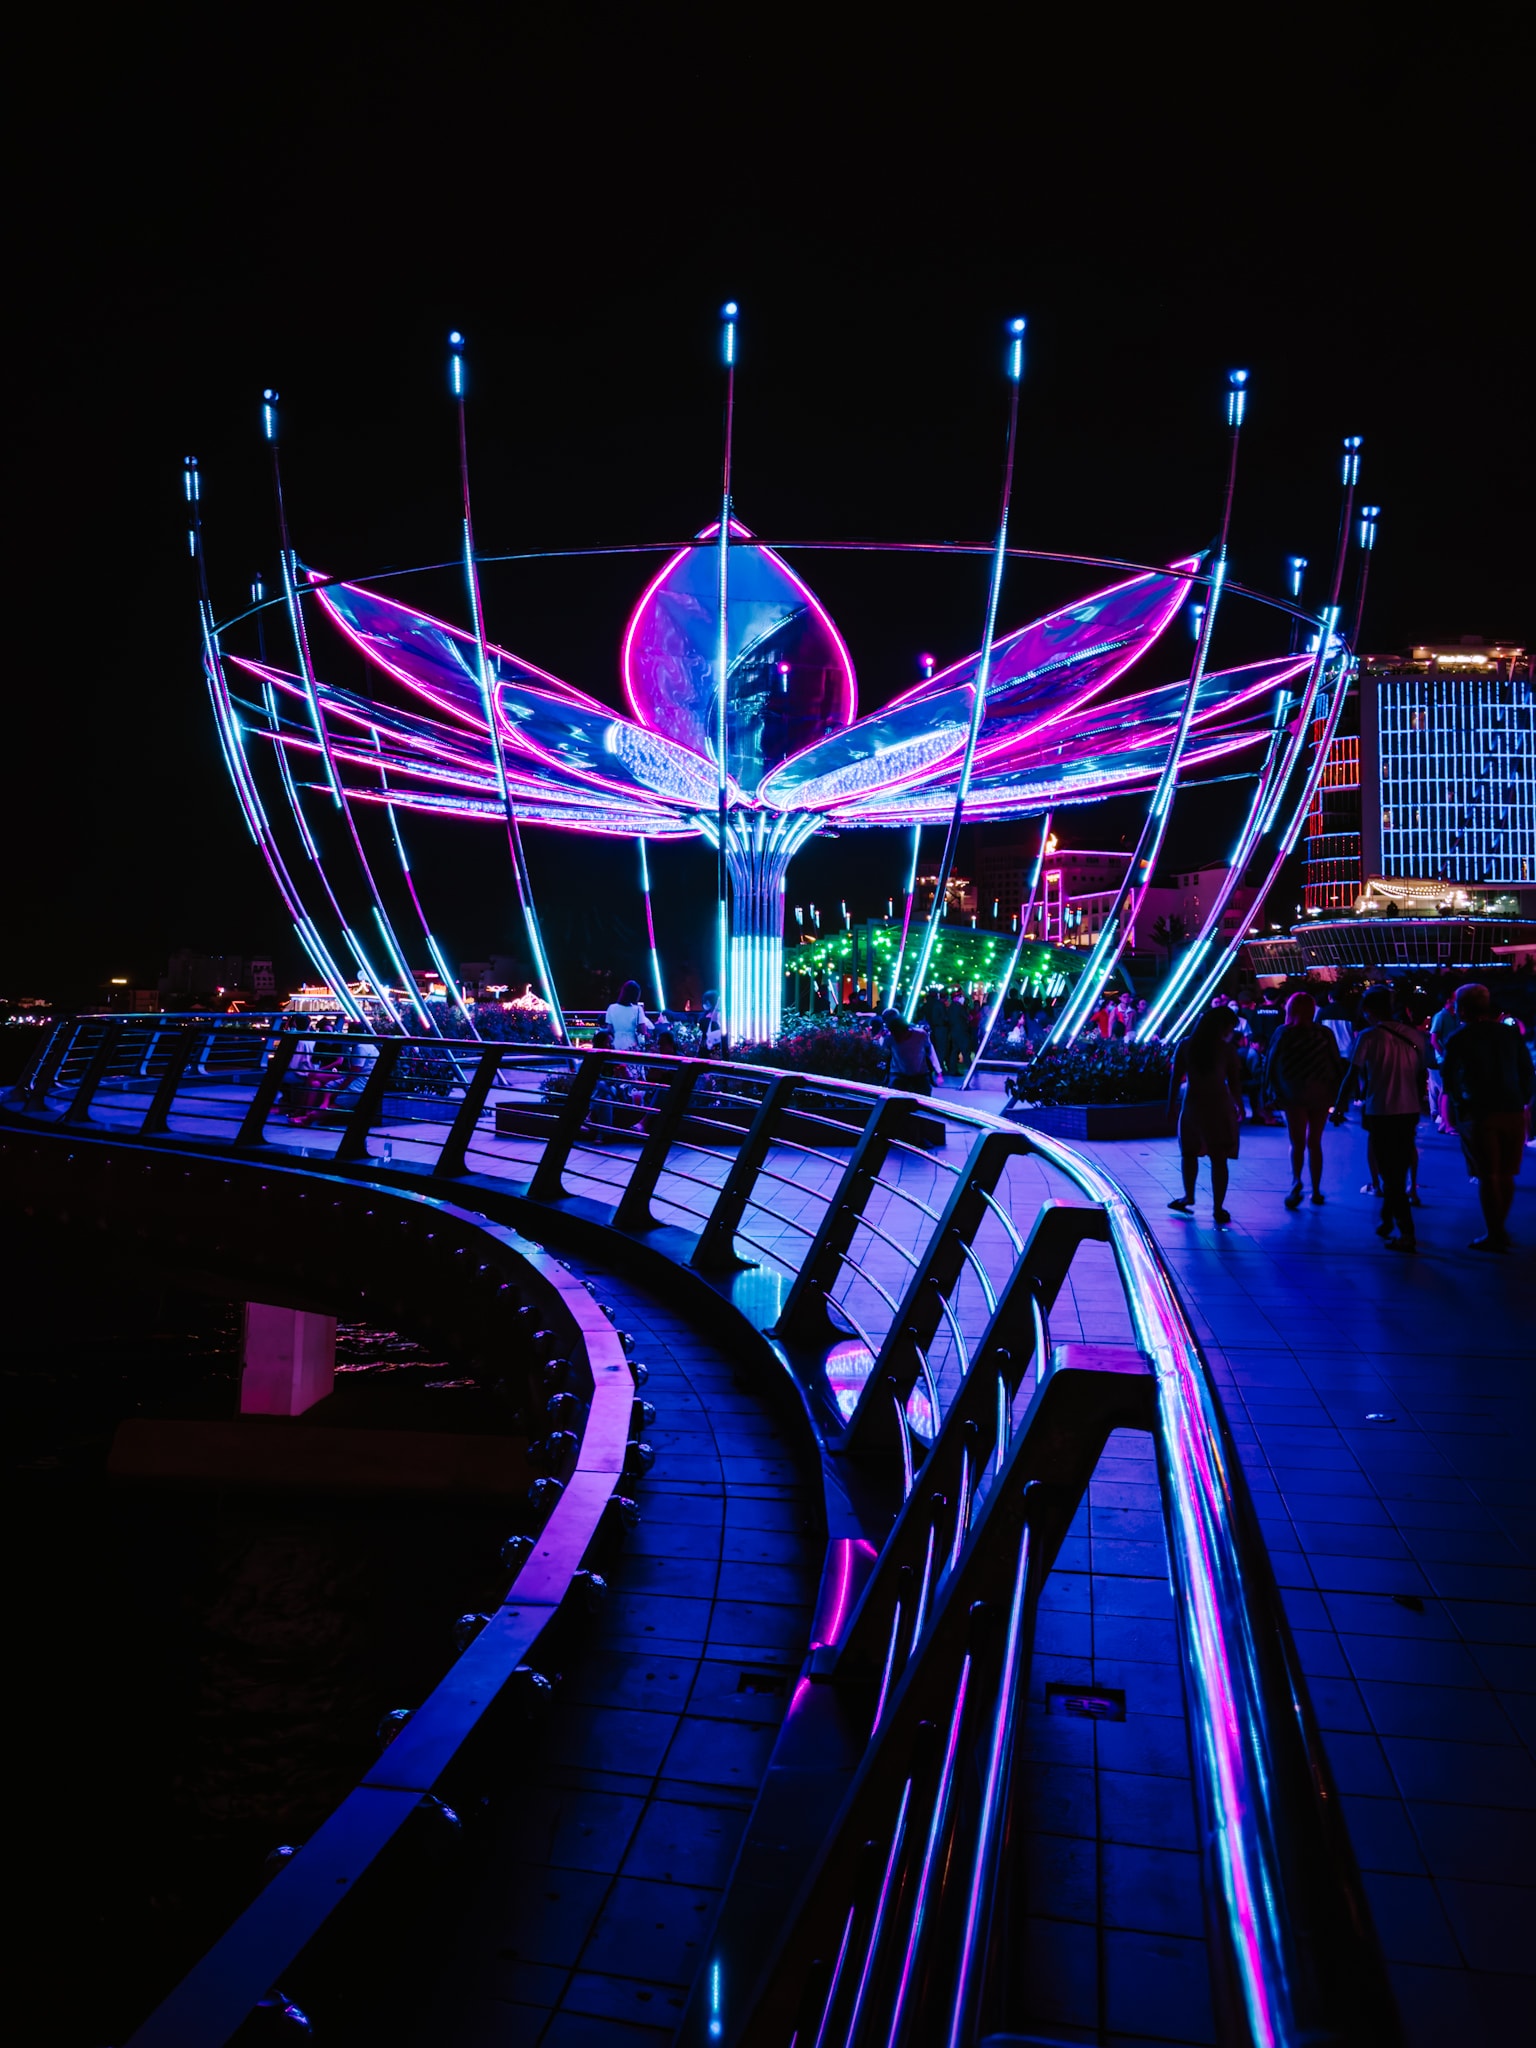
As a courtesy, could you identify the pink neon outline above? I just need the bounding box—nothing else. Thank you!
[619,519,857,759]
[967,656,1311,777]
[310,575,606,734]
[881,556,1200,712]
[492,679,722,808]
[827,727,1266,824]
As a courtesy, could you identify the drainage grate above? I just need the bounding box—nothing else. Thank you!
[1044,1681,1126,1721]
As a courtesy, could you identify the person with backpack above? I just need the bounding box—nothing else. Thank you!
[878,1010,943,1095]
[1438,982,1535,1251]
[1330,985,1427,1251]
[1265,989,1345,1207]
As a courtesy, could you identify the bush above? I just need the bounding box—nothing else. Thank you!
[735,1012,887,1083]
[1011,1040,1171,1107]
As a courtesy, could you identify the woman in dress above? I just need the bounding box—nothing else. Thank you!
[604,980,653,1053]
[1264,989,1344,1207]
[1167,1005,1245,1223]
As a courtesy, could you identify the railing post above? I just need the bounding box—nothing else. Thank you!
[527,1053,607,1202]
[770,1093,916,1347]
[431,1046,507,1179]
[613,1060,708,1232]
[690,1071,801,1272]
[61,1023,125,1124]
[333,1041,405,1163]
[839,1128,1027,1453]
[832,1201,1115,1670]
[12,1016,76,1108]
[138,1029,201,1136]
[234,1034,299,1145]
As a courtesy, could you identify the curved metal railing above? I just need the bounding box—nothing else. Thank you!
[4,1015,1400,2048]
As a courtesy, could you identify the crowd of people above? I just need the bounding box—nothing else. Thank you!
[1165,975,1534,1253]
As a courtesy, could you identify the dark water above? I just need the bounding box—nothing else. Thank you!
[1,1229,513,2046]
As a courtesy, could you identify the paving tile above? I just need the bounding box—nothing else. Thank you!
[1098,1768,1199,1852]
[1359,1679,1518,1745]
[1021,1827,1098,1925]
[1434,1879,1536,1976]
[1102,1927,1216,2043]
[1339,1794,1426,1874]
[620,1799,748,1889]
[1360,1870,1462,1967]
[1407,1800,1535,1884]
[1017,1914,1099,2030]
[660,1715,780,1792]
[1100,1841,1204,1938]
[1382,1736,1536,1808]
[557,1974,691,2032]
[484,1864,613,1969]
[1094,1711,1192,1780]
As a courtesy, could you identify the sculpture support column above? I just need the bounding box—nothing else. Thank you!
[240,1304,336,1416]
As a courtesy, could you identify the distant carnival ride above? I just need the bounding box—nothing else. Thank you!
[186,316,1375,1049]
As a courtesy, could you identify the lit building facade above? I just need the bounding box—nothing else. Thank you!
[1362,641,1531,886]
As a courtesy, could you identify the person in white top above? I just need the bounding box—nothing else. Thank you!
[604,981,654,1052]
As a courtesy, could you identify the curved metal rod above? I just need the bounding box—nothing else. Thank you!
[372,732,478,1035]
[1047,379,1249,1045]
[945,1514,1033,2048]
[214,541,1320,642]
[182,466,365,1022]
[1147,444,1364,1043]
[952,1234,999,1316]
[974,1184,1025,1257]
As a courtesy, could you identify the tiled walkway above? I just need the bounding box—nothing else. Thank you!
[1068,1112,1535,2044]
[416,1260,821,2048]
[53,1075,1536,2038]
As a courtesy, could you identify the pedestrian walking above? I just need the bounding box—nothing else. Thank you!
[1264,990,1344,1206]
[1330,985,1426,1251]
[1167,1006,1245,1224]
[1438,982,1535,1251]
[877,1010,943,1096]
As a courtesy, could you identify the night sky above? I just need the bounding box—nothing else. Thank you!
[8,5,1528,1005]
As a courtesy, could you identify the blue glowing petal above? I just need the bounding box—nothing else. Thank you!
[312,577,603,729]
[828,724,1269,825]
[496,682,720,808]
[622,521,856,792]
[759,563,1201,812]
[883,559,1199,720]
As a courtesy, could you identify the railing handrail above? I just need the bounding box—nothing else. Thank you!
[1,1013,1397,2048]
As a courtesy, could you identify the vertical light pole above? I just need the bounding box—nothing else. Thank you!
[716,301,739,1047]
[905,317,1027,1020]
[260,391,419,1031]
[962,812,1054,1089]
[1046,367,1251,1045]
[448,330,567,1042]
[638,836,666,1014]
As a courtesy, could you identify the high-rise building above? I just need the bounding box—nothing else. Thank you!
[1365,642,1532,885]
[1305,641,1531,911]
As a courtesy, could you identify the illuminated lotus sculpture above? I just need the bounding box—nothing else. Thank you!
[224,529,1309,1042]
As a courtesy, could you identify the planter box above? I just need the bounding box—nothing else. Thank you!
[1006,1099,1176,1141]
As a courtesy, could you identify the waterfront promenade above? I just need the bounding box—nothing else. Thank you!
[17,1055,1532,2041]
